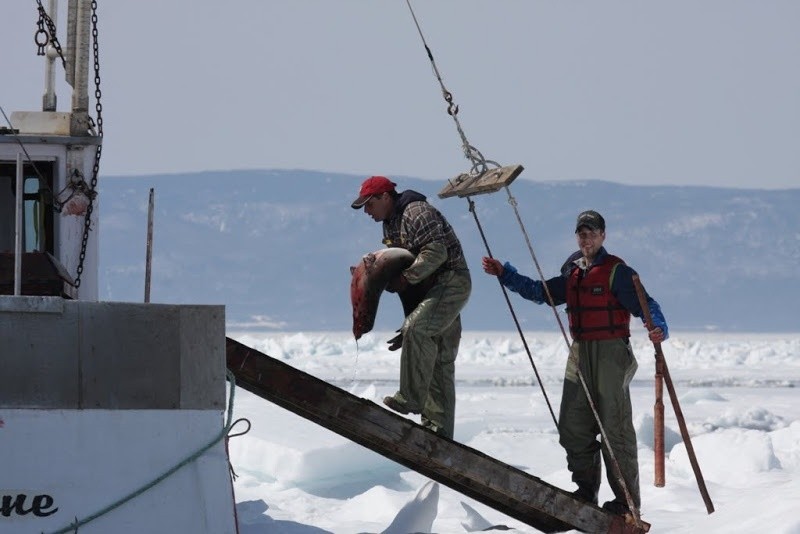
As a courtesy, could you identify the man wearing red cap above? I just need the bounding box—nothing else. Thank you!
[352,176,472,439]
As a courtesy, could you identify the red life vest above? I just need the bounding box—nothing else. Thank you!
[566,255,631,341]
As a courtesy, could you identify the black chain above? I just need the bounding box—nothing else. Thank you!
[35,0,66,69]
[74,0,103,289]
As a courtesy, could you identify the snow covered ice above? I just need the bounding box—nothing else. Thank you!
[227,331,800,533]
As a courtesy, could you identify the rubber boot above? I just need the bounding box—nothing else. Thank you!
[571,458,601,505]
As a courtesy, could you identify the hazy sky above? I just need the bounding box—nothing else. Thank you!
[4,1,799,189]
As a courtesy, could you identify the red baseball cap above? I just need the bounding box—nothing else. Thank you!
[351,175,397,209]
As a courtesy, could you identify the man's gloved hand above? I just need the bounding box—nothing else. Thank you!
[386,273,409,294]
[386,330,403,351]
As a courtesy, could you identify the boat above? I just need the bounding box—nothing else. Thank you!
[0,2,237,532]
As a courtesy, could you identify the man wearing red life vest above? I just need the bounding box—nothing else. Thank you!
[482,209,668,517]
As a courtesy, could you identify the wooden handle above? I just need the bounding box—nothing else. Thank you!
[632,274,714,513]
[654,370,665,487]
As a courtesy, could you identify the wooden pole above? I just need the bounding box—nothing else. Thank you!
[144,188,154,303]
[632,274,715,514]
[654,360,665,487]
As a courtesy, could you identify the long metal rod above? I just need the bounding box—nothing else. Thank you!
[467,199,558,427]
[632,274,714,513]
[14,153,24,295]
[144,188,154,303]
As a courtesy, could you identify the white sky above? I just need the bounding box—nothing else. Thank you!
[4,1,799,189]
[229,330,800,533]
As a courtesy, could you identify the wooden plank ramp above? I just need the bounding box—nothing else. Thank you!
[226,337,650,533]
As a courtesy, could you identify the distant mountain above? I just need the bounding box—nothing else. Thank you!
[99,169,799,333]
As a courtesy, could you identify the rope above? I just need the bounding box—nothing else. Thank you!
[226,417,252,481]
[44,370,242,534]
[225,417,251,534]
[403,2,642,526]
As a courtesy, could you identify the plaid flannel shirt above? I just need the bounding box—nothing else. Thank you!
[383,200,468,273]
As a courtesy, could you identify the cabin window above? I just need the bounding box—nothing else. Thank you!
[0,161,55,254]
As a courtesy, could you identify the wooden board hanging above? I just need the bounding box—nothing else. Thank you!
[438,164,524,199]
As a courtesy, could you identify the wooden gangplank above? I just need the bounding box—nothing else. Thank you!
[226,337,649,534]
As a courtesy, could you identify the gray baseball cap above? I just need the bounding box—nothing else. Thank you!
[575,210,605,233]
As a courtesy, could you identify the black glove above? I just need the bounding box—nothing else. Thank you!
[386,329,403,351]
[385,274,409,294]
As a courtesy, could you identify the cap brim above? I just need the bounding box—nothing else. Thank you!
[575,224,601,233]
[351,195,370,209]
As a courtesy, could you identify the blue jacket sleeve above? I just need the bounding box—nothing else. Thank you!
[497,262,567,305]
[647,299,669,341]
[498,262,545,304]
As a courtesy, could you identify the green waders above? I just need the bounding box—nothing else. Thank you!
[395,269,471,439]
[559,338,640,508]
